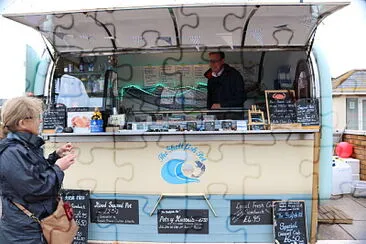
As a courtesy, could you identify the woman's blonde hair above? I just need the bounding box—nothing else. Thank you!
[0,96,43,137]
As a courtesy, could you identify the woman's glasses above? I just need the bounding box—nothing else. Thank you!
[24,114,42,120]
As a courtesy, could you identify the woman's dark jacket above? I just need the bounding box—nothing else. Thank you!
[0,132,64,243]
[205,63,246,109]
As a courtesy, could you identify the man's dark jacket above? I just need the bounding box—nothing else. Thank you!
[0,132,64,244]
[205,64,246,109]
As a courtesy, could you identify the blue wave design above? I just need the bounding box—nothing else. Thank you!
[161,159,199,184]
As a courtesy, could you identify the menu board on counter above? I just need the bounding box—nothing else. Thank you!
[158,209,209,234]
[230,200,276,225]
[42,104,67,130]
[90,199,139,224]
[144,66,160,87]
[265,90,297,125]
[61,189,90,244]
[296,98,319,126]
[273,201,307,244]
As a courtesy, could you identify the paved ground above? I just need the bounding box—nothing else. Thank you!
[318,194,366,242]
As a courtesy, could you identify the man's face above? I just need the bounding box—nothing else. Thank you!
[209,53,224,74]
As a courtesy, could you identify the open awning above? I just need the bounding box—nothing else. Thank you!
[3,1,349,54]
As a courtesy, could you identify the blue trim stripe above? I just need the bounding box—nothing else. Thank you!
[88,194,313,242]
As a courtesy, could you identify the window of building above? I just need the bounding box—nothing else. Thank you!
[346,97,366,130]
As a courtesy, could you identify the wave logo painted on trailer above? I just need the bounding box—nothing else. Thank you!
[158,143,207,184]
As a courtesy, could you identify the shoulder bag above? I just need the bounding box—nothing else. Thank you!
[12,199,79,244]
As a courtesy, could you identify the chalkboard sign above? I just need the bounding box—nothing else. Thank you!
[265,90,297,124]
[296,98,319,126]
[61,189,90,244]
[273,201,308,244]
[42,104,67,130]
[90,199,139,224]
[158,209,209,234]
[230,200,275,225]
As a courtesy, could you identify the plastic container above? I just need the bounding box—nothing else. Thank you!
[90,119,104,132]
[351,181,366,198]
[332,161,352,195]
[341,158,360,175]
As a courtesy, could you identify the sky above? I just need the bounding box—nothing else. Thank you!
[0,0,365,99]
[315,0,366,77]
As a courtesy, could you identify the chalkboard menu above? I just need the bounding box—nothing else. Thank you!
[42,104,67,130]
[158,209,209,234]
[296,98,319,126]
[230,200,275,225]
[61,189,90,244]
[273,201,307,244]
[90,199,139,224]
[265,90,297,124]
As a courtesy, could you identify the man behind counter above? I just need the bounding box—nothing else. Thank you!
[204,51,246,119]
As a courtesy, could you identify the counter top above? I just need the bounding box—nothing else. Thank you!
[43,129,318,143]
[44,129,319,136]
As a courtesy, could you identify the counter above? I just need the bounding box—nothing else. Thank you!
[44,129,318,142]
[44,129,320,243]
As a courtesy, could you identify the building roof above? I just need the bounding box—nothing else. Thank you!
[333,69,366,95]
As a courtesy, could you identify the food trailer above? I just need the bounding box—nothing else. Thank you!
[3,1,349,243]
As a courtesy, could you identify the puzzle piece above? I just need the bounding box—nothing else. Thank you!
[1,3,358,244]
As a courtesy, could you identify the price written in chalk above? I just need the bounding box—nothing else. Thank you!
[90,199,139,224]
[157,209,209,234]
[273,201,307,244]
[61,189,90,244]
[230,200,276,225]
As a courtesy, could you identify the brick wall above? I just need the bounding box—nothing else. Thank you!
[342,134,366,181]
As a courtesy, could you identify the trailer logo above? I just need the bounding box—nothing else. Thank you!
[158,143,206,184]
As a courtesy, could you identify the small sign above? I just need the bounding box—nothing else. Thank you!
[160,65,176,86]
[42,104,67,130]
[296,98,319,126]
[175,65,194,86]
[265,90,297,125]
[158,209,209,234]
[273,201,307,244]
[144,66,160,87]
[90,199,139,224]
[61,189,90,244]
[230,200,275,225]
[248,105,266,130]
[193,64,209,84]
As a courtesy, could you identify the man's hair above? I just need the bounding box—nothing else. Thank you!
[0,96,43,137]
[209,51,225,60]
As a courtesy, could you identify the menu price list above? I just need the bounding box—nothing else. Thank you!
[158,209,209,234]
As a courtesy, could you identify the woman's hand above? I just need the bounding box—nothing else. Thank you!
[56,142,73,157]
[55,152,76,171]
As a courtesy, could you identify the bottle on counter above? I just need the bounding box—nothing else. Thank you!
[90,107,104,132]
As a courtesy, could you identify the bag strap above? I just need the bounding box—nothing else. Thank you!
[11,201,42,224]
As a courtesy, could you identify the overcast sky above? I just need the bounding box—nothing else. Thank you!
[315,0,366,77]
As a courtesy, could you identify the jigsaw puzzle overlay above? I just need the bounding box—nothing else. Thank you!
[3,3,359,244]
